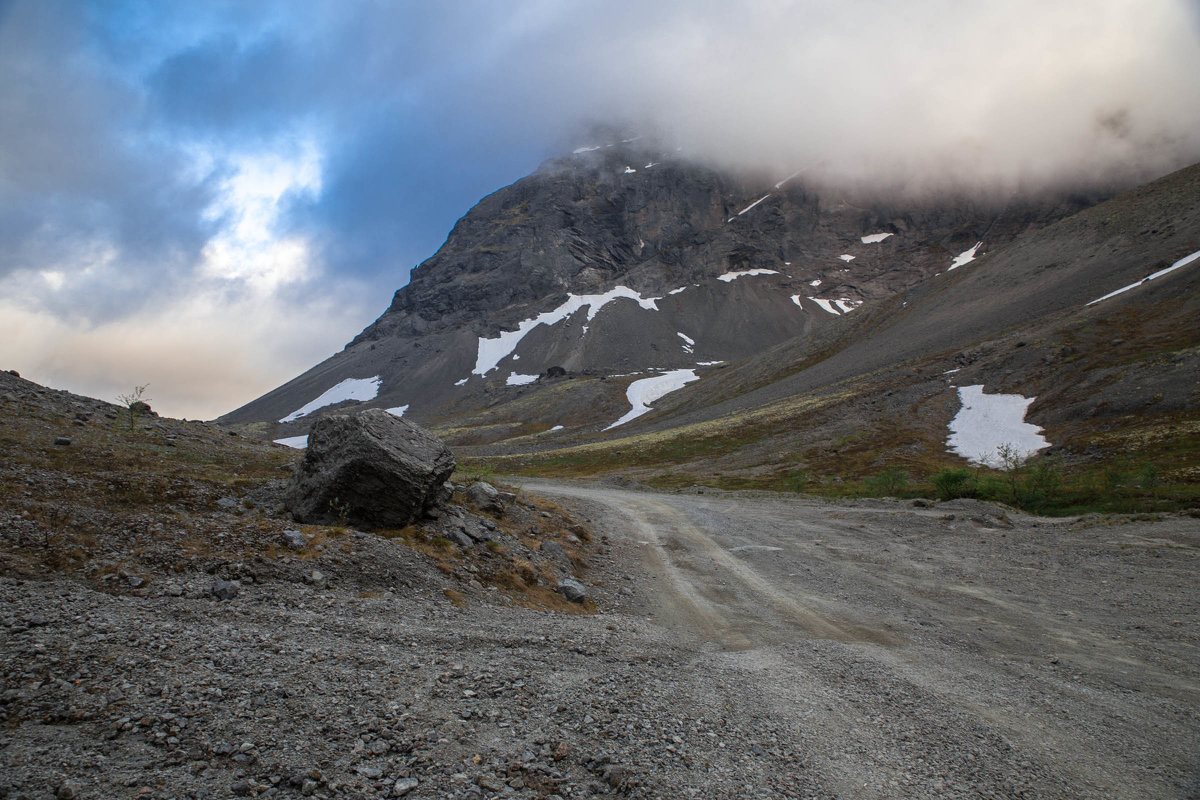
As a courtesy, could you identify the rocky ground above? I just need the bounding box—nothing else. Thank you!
[3,371,1199,799]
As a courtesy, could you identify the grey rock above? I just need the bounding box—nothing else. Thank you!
[282,529,308,550]
[557,578,588,603]
[210,578,239,601]
[285,409,455,529]
[305,570,327,590]
[56,781,80,800]
[217,497,239,509]
[465,481,504,513]
[448,529,474,549]
[53,437,71,446]
[541,541,574,572]
[162,582,184,597]
[392,778,419,797]
[126,576,145,589]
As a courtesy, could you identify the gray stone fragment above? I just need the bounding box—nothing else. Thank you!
[210,578,239,600]
[557,578,588,603]
[162,582,184,597]
[54,437,71,446]
[282,529,307,550]
[285,409,455,529]
[217,497,239,509]
[465,481,504,513]
[541,541,574,572]
[305,570,327,590]
[447,529,474,549]
[392,777,419,797]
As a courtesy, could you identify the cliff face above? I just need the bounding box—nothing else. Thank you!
[220,139,1104,437]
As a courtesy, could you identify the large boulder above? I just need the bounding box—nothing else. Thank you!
[285,409,455,528]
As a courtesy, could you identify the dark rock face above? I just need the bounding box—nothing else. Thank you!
[220,138,1113,436]
[285,409,455,529]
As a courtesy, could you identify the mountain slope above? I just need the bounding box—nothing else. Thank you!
[221,139,1101,443]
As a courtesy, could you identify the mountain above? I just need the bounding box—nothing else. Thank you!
[221,139,1106,440]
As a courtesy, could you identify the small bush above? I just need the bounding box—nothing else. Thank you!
[865,467,908,495]
[781,469,809,493]
[932,467,973,500]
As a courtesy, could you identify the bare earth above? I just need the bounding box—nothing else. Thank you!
[523,481,1200,800]
[3,479,1198,799]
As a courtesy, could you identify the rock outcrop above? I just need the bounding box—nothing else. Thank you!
[285,409,455,529]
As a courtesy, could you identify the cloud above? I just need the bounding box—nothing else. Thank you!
[3,0,1199,419]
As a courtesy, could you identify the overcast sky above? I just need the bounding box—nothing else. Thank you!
[4,0,1199,419]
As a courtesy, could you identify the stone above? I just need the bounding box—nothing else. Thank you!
[162,582,184,597]
[210,579,239,601]
[448,529,474,549]
[56,781,80,800]
[126,576,145,589]
[282,530,308,550]
[556,578,588,603]
[305,570,327,590]
[54,437,71,446]
[541,541,574,572]
[217,497,239,510]
[465,481,504,513]
[285,409,455,529]
[392,777,419,797]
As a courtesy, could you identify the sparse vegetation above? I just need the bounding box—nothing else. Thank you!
[115,384,151,432]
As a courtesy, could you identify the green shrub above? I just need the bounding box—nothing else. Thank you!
[865,467,909,496]
[932,467,973,500]
[781,469,810,493]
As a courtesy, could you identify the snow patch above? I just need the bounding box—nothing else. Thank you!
[549,425,564,431]
[790,294,805,308]
[623,166,637,174]
[839,254,855,262]
[717,269,779,282]
[809,279,822,287]
[506,373,539,386]
[947,385,1050,465]
[274,435,309,449]
[809,298,840,315]
[949,242,982,270]
[572,145,601,153]
[1086,248,1200,306]
[774,170,802,189]
[386,405,409,418]
[861,232,893,244]
[644,162,657,168]
[834,299,862,313]
[454,378,468,387]
[696,360,724,366]
[279,376,381,423]
[676,332,695,346]
[667,286,688,295]
[604,369,700,430]
[730,194,771,220]
[473,287,661,376]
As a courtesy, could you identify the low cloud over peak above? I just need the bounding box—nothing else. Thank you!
[2,0,1198,418]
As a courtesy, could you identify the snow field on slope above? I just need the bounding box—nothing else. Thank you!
[472,287,661,376]
[949,242,982,270]
[386,405,409,417]
[861,232,893,243]
[279,376,382,423]
[717,269,779,282]
[839,254,856,262]
[506,373,539,386]
[274,435,309,449]
[1086,248,1200,306]
[947,385,1049,465]
[604,369,700,430]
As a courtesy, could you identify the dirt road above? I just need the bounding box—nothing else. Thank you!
[524,480,1200,799]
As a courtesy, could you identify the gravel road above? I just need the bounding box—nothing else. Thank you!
[523,481,1200,800]
[4,479,1198,799]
